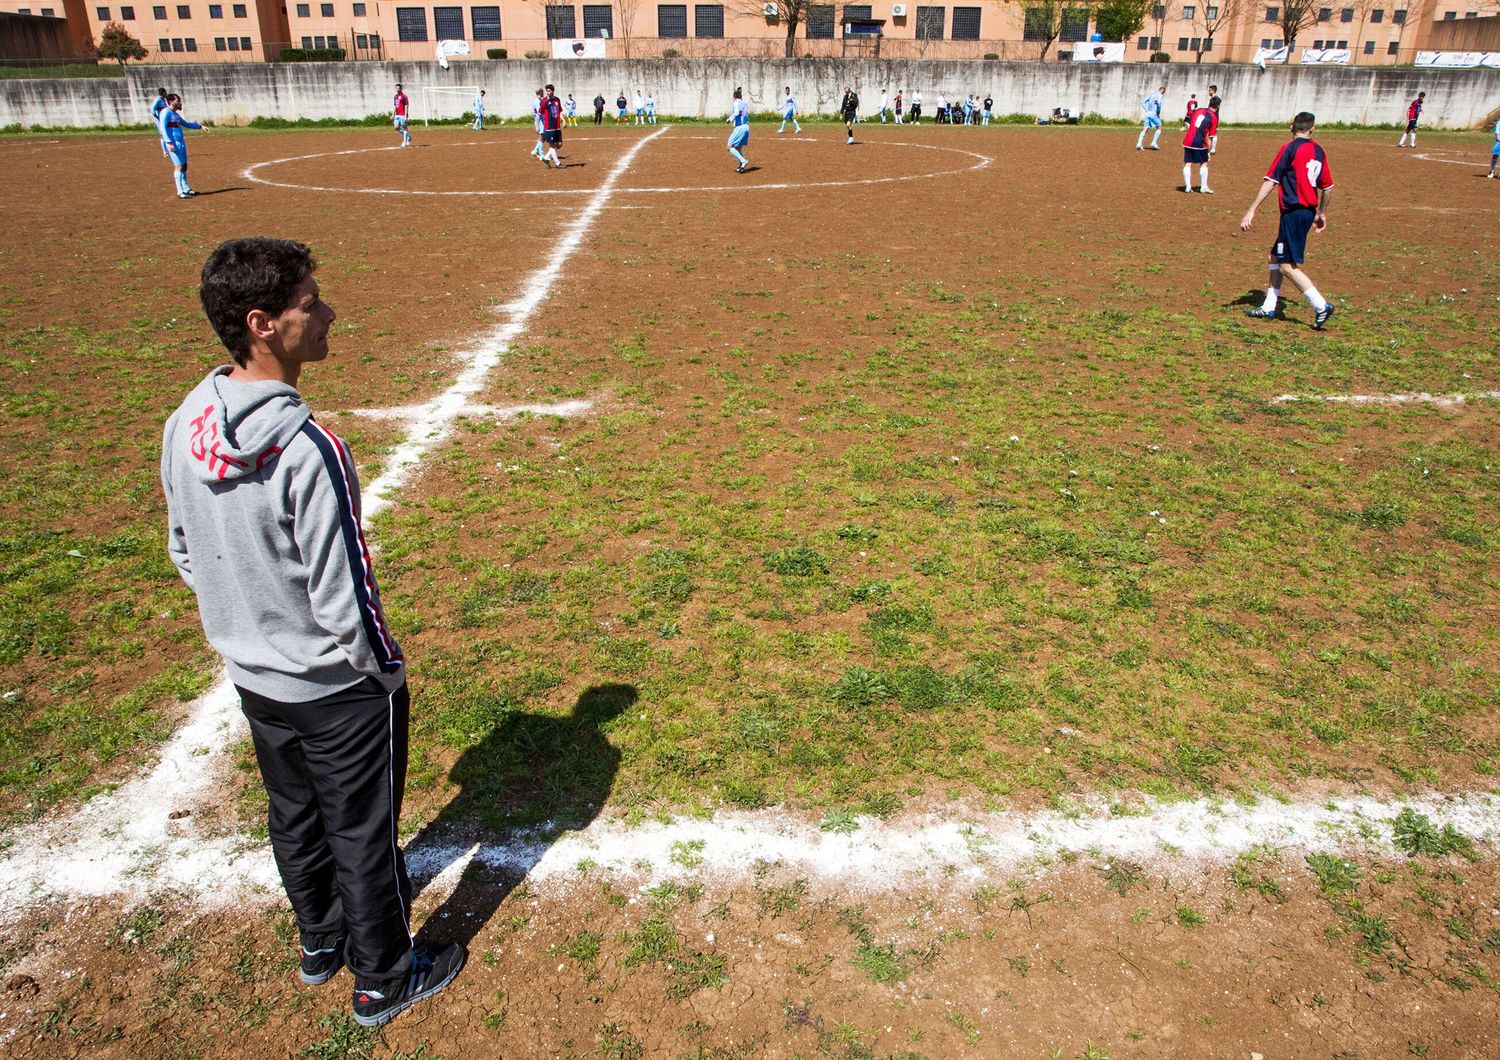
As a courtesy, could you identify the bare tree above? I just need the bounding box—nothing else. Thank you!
[616,0,643,57]
[730,0,816,58]
[1277,0,1322,50]
[1192,0,1243,62]
[1389,0,1436,61]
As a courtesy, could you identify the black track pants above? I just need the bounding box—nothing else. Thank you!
[238,678,414,990]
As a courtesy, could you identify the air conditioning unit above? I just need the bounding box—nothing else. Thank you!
[892,3,907,16]
[763,2,778,16]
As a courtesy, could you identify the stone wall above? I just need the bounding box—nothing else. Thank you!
[2,57,1496,129]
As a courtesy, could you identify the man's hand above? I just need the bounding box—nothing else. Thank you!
[1239,209,1256,232]
[1313,211,1327,233]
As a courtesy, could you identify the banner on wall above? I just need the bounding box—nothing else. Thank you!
[552,38,608,59]
[1253,45,1291,69]
[1299,48,1350,65]
[1071,41,1126,63]
[1415,50,1500,68]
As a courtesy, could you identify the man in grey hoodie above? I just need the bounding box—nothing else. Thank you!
[161,237,464,1028]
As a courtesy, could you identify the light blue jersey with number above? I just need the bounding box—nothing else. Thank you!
[783,94,796,118]
[732,99,749,128]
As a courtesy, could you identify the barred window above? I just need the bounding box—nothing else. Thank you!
[658,3,687,36]
[1022,7,1052,39]
[1060,6,1089,40]
[545,5,576,36]
[806,3,834,37]
[915,5,945,38]
[471,5,501,38]
[433,6,463,38]
[396,6,428,41]
[582,3,612,37]
[951,6,980,38]
[694,3,723,36]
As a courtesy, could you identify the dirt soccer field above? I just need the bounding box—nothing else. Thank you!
[1,118,1498,1058]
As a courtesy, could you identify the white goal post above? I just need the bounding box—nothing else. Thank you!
[420,86,483,125]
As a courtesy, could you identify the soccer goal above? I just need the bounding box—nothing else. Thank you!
[420,86,483,126]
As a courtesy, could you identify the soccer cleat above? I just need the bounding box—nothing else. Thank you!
[1314,303,1336,330]
[1244,306,1278,320]
[1149,145,1160,150]
[846,137,854,144]
[299,937,346,986]
[177,192,190,199]
[736,163,747,173]
[352,943,466,1028]
[1200,187,1213,194]
[1488,171,1496,179]
[554,162,565,169]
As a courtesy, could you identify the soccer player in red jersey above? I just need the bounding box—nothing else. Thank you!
[1240,111,1336,330]
[1397,91,1425,148]
[391,83,411,148]
[1182,102,1218,193]
[539,84,566,169]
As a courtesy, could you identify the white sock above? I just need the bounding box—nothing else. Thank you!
[1183,165,1192,189]
[1199,165,1210,190]
[1410,135,1416,147]
[1261,288,1278,312]
[1303,286,1328,312]
[547,148,559,166]
[1137,130,1145,147]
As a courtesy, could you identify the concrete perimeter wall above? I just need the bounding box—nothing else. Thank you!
[2,58,1498,130]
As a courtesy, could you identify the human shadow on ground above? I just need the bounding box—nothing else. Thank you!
[189,187,249,196]
[406,682,636,951]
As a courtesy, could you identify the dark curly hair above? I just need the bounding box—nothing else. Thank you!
[199,237,315,367]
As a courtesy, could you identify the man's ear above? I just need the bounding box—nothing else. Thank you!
[245,307,276,344]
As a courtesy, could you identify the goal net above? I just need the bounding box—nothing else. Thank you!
[420,86,483,126]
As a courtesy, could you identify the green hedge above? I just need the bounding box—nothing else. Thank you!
[279,47,346,62]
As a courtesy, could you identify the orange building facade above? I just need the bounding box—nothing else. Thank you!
[0,0,1486,66]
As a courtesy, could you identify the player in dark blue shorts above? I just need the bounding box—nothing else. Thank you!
[1240,112,1336,329]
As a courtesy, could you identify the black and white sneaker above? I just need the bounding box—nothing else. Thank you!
[298,936,345,986]
[1314,303,1336,330]
[352,943,467,1028]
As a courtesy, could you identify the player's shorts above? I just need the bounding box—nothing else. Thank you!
[165,143,186,166]
[617,105,626,117]
[543,129,562,145]
[1406,119,1418,131]
[1144,115,1162,128]
[728,125,750,149]
[842,109,857,123]
[1492,141,1500,156]
[1184,147,1209,164]
[394,115,407,127]
[1272,206,1316,266]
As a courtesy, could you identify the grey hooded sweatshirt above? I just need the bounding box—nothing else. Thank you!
[161,367,404,703]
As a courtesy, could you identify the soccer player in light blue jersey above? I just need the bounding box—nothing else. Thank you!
[158,93,207,199]
[530,88,546,161]
[645,92,657,124]
[778,86,801,134]
[727,87,751,173]
[1137,84,1165,150]
[1489,116,1499,178]
[472,89,486,130]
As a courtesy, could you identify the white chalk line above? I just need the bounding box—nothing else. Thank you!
[1411,150,1491,168]
[339,397,594,424]
[1274,390,1500,407]
[242,133,992,198]
[3,788,1496,929]
[0,127,669,927]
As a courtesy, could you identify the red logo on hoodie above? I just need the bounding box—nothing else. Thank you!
[189,403,248,480]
